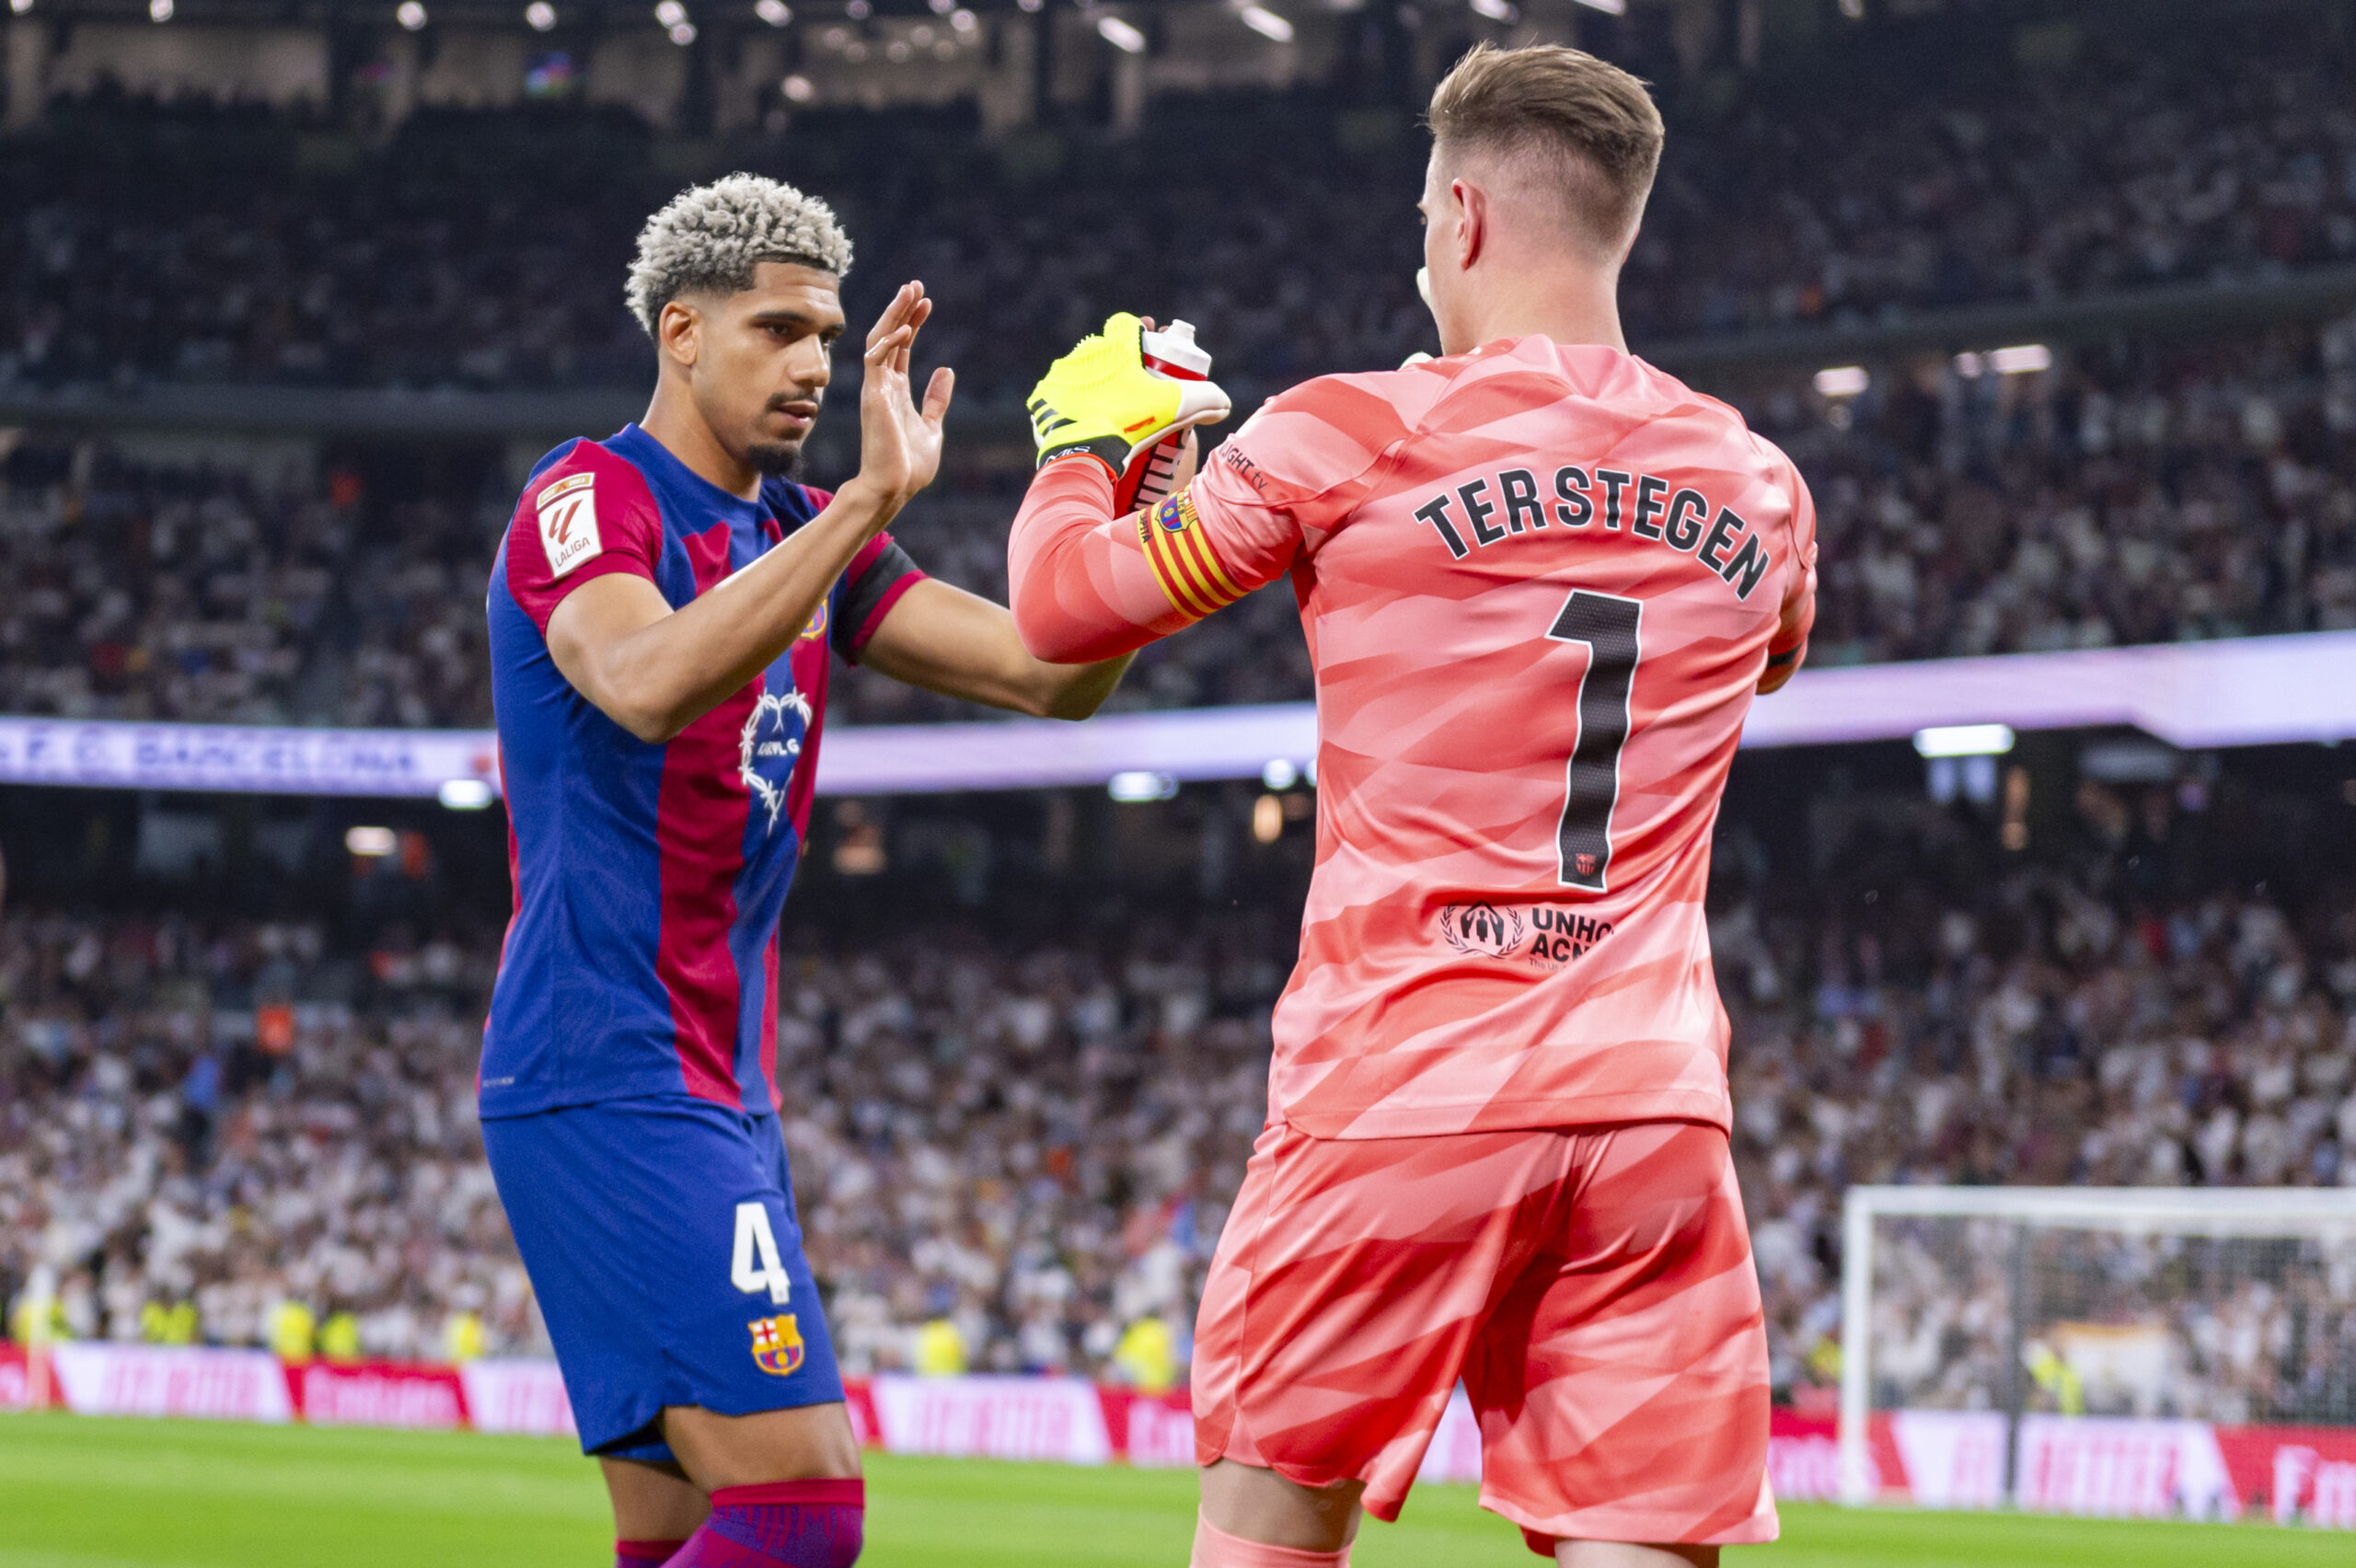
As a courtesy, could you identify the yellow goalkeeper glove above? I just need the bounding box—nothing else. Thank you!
[1027,312,1231,480]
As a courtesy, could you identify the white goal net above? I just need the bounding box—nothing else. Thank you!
[1836,1186,2356,1523]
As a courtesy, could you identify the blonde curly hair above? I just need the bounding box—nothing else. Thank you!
[624,173,854,335]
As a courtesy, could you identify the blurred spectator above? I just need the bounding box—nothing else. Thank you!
[6,24,2356,397]
[3,771,2352,1412]
[4,310,2354,729]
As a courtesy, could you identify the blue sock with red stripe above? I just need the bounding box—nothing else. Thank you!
[662,1480,863,1567]
[616,1540,687,1568]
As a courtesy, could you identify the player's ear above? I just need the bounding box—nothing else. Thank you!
[658,298,701,370]
[1452,178,1487,271]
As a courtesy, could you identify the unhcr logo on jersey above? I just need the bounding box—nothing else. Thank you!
[1439,902,1524,958]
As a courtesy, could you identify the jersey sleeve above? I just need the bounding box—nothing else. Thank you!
[833,531,926,663]
[502,442,667,636]
[1006,375,1405,663]
[1761,461,1819,692]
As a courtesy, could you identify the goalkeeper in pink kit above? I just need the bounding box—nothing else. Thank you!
[1008,43,1817,1568]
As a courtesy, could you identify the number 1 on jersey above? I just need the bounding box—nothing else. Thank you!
[732,1201,793,1306]
[1545,591,1643,893]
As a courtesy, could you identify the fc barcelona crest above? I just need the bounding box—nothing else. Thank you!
[749,1313,805,1377]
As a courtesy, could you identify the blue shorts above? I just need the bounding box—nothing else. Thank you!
[482,1096,844,1462]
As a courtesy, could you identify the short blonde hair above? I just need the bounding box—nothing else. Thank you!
[1426,42,1664,257]
[625,173,854,335]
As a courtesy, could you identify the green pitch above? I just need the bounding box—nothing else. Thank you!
[0,1412,2341,1567]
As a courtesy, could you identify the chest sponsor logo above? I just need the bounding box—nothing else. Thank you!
[1438,903,1615,969]
[535,472,602,579]
[739,688,814,832]
[749,1314,805,1378]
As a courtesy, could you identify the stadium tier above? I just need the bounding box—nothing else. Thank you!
[4,752,2351,1416]
[4,16,2355,398]
[4,309,2355,733]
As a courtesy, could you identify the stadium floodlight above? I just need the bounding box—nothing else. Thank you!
[8,0,31,16]
[950,7,977,33]
[1991,342,2052,375]
[1262,758,1299,790]
[1468,0,1517,20]
[525,2,557,29]
[345,825,398,857]
[148,0,172,19]
[1912,722,2015,758]
[1017,0,1044,9]
[1240,5,1295,40]
[1953,351,1985,378]
[929,0,955,13]
[437,778,495,811]
[1812,365,1869,398]
[397,1,428,28]
[1096,15,1146,51]
[1569,0,1625,13]
[756,0,791,21]
[1107,770,1178,802]
[655,1,686,25]
[780,72,814,100]
[669,20,697,42]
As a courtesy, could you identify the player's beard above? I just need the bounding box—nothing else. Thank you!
[746,440,805,478]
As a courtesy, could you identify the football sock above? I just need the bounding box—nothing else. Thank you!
[615,1540,687,1568]
[1188,1514,1350,1568]
[660,1480,864,1567]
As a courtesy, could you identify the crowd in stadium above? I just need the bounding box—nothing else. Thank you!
[4,306,2350,728]
[2,24,2353,399]
[5,778,2351,1419]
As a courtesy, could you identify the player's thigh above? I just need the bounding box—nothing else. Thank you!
[600,1456,710,1541]
[664,1401,861,1492]
[1468,1121,1773,1551]
[1198,1458,1365,1554]
[1195,1123,1572,1512]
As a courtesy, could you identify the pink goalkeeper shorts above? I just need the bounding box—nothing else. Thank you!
[1191,1119,1776,1553]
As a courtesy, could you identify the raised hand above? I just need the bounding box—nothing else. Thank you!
[852,282,955,515]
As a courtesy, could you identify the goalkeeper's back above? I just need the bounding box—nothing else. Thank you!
[1014,333,1815,1141]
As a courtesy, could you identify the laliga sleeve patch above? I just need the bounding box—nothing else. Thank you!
[536,472,603,579]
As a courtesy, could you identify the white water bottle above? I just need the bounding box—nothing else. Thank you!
[1120,319,1216,513]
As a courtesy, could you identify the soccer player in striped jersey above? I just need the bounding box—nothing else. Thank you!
[481,176,1131,1568]
[1008,44,1817,1568]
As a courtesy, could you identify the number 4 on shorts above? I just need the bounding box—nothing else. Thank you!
[731,1201,793,1306]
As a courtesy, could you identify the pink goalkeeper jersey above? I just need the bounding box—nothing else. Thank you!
[1011,335,1818,1138]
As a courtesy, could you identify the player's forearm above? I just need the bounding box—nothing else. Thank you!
[601,485,894,741]
[859,580,1133,720]
[1008,458,1195,663]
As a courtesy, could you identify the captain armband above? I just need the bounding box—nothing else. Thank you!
[1135,489,1247,622]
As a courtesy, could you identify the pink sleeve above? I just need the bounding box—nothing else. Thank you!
[1008,459,1201,663]
[502,443,667,635]
[1006,375,1405,663]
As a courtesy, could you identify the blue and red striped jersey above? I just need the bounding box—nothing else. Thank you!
[480,423,922,1118]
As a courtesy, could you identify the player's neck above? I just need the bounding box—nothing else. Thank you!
[1456,271,1627,357]
[641,384,764,502]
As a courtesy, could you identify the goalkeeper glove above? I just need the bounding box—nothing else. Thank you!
[1027,312,1231,502]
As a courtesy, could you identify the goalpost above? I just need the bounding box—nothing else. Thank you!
[1836,1185,2356,1511]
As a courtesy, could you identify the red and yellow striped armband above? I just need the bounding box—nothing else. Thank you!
[1135,489,1247,622]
